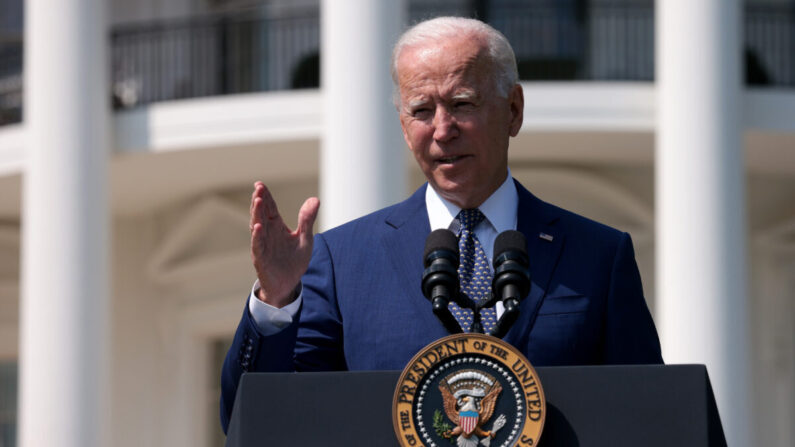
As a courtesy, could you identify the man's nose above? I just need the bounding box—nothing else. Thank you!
[432,106,459,142]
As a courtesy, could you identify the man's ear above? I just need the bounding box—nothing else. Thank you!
[508,84,524,137]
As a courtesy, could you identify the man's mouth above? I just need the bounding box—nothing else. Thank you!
[436,155,469,164]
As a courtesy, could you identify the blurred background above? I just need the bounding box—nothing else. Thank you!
[0,0,793,446]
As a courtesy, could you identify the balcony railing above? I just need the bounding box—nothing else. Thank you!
[745,3,795,86]
[110,9,320,108]
[1,2,793,127]
[0,39,22,125]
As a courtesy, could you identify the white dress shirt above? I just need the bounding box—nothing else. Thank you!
[248,171,519,335]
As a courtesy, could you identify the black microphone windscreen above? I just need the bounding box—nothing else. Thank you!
[494,230,527,258]
[424,229,459,260]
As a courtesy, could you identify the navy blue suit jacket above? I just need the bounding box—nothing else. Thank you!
[220,181,662,431]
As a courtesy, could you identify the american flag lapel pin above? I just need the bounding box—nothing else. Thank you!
[539,232,554,242]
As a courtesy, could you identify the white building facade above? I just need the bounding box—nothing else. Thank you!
[0,0,793,446]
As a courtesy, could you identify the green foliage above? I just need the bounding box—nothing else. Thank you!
[433,409,454,443]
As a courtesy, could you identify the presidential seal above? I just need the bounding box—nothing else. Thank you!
[393,334,545,447]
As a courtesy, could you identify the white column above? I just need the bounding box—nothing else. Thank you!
[320,0,407,230]
[19,1,110,446]
[656,1,751,446]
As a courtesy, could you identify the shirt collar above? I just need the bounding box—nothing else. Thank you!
[425,170,518,232]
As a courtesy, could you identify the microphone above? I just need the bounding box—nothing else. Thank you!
[489,230,530,338]
[421,229,463,334]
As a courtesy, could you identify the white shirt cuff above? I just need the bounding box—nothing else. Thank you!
[248,280,303,336]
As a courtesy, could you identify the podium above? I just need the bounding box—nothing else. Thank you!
[225,365,726,447]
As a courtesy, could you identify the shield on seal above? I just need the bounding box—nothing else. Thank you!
[459,410,479,435]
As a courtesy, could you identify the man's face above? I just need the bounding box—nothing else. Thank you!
[397,34,523,209]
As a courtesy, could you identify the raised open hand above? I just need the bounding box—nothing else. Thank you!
[250,181,320,308]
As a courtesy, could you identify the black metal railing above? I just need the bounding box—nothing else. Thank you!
[110,9,320,108]
[492,1,655,81]
[745,3,795,86]
[0,39,22,125]
[1,2,794,127]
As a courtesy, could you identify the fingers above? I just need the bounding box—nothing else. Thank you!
[261,185,280,219]
[250,222,263,258]
[250,182,264,231]
[250,181,317,244]
[250,222,266,278]
[297,197,320,241]
[250,182,281,231]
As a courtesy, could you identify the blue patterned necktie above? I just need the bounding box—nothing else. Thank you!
[450,208,497,333]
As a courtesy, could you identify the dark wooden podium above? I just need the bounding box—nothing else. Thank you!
[225,364,727,447]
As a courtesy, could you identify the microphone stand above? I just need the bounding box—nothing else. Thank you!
[429,274,527,337]
[489,298,521,339]
[434,288,523,337]
[430,295,463,334]
[449,290,497,335]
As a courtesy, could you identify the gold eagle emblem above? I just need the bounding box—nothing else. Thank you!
[438,369,506,446]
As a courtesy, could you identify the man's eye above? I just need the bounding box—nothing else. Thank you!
[411,108,432,118]
[454,101,474,109]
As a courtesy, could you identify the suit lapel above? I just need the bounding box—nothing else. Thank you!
[506,180,565,346]
[380,185,441,329]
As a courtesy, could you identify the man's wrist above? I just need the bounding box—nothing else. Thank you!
[257,282,301,308]
[248,282,302,335]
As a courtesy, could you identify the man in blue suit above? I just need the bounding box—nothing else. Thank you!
[221,17,662,432]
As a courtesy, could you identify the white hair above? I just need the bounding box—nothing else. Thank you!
[390,16,519,105]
